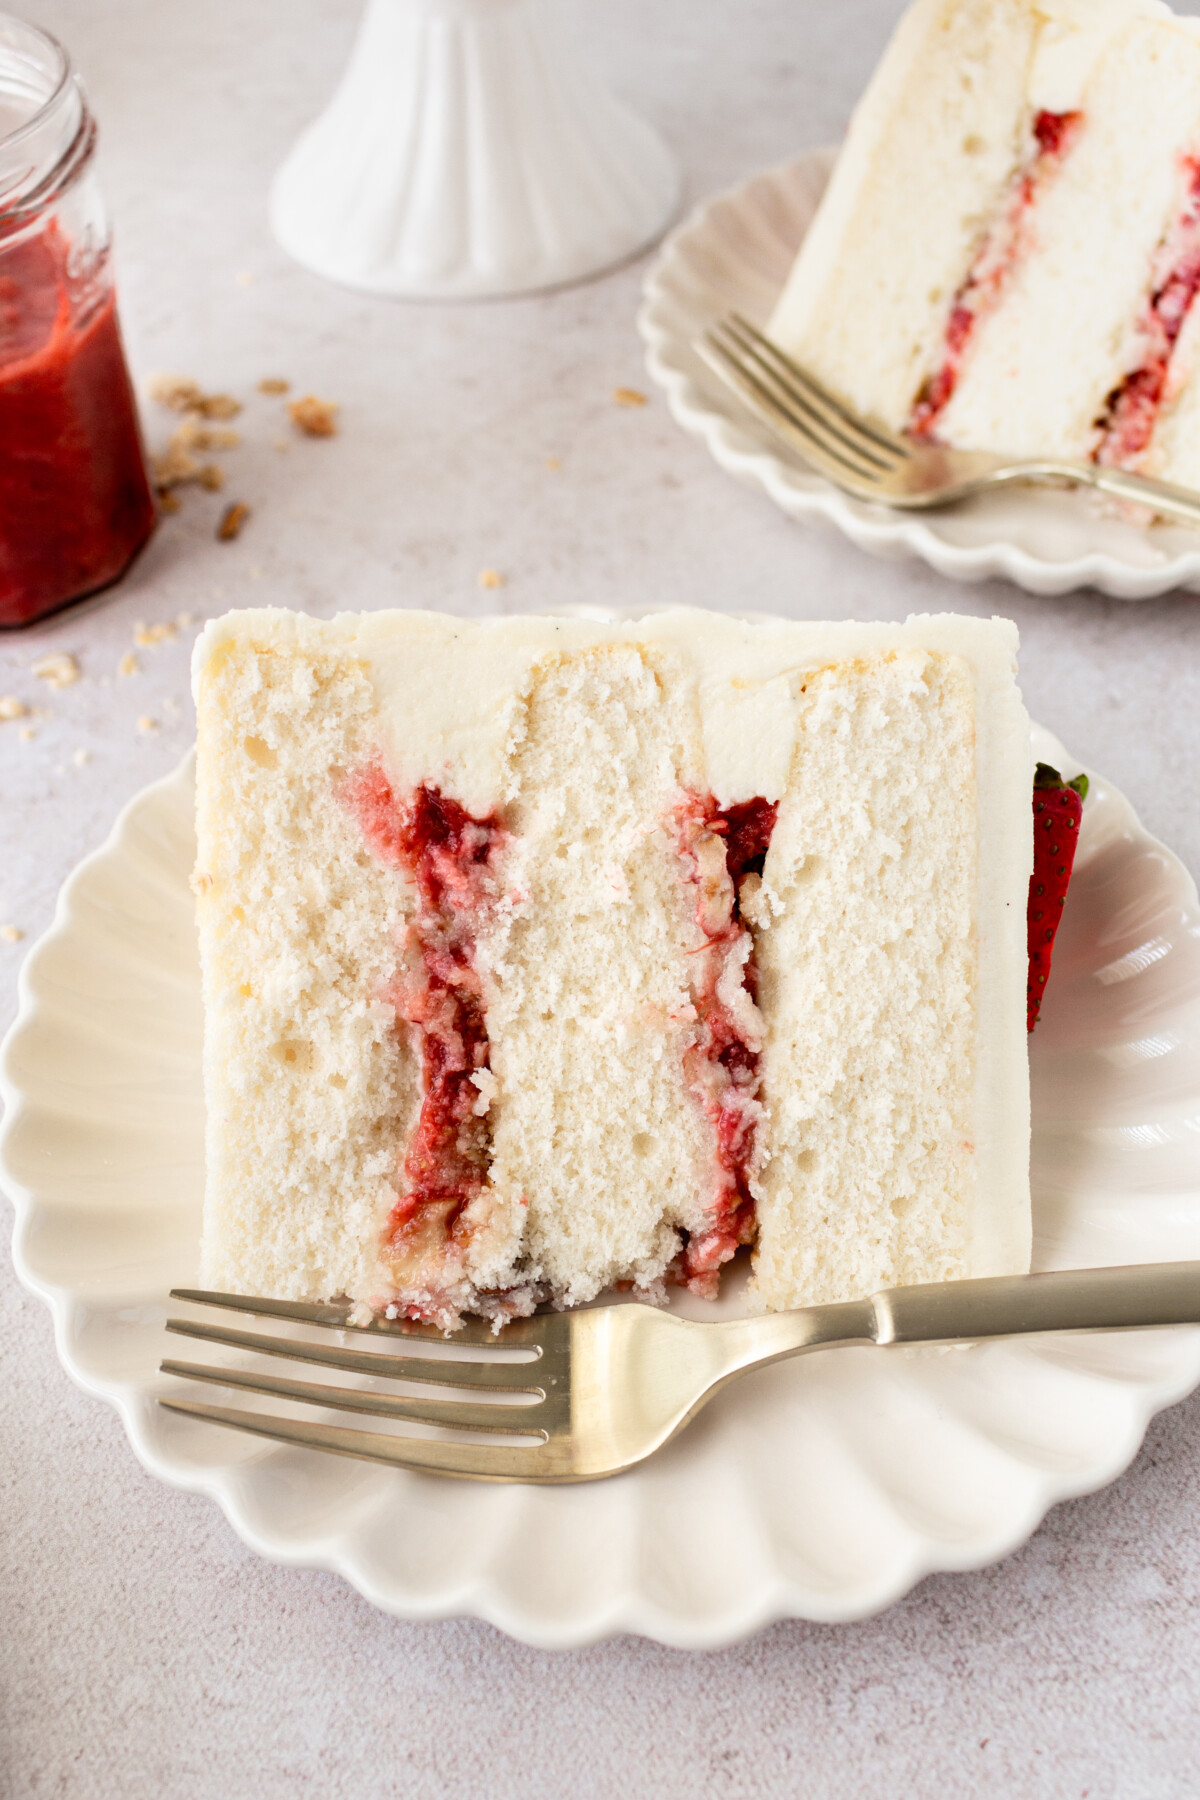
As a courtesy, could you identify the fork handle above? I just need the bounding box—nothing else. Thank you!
[1011,461,1200,529]
[873,1260,1200,1346]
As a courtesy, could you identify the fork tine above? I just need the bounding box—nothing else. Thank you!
[169,1287,520,1348]
[710,320,896,475]
[727,313,910,459]
[700,333,882,490]
[160,1358,549,1434]
[159,1399,560,1482]
[165,1318,550,1392]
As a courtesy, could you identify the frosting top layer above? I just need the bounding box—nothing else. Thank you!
[194,606,1022,814]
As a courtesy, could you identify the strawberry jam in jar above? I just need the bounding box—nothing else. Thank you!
[0,15,155,627]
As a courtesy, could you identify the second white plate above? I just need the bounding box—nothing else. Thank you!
[5,731,1200,1647]
[639,149,1200,599]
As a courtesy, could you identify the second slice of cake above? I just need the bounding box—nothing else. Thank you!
[193,608,1032,1327]
[770,0,1200,485]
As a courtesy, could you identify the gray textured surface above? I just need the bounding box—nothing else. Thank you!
[3,1,1200,1794]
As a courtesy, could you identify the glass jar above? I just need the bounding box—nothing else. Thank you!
[0,14,155,627]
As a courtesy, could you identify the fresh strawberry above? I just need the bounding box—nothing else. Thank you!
[1027,762,1089,1031]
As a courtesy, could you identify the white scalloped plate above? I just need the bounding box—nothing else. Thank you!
[5,730,1200,1648]
[639,150,1200,600]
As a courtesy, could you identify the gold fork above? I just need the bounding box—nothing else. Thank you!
[697,313,1200,529]
[160,1261,1200,1484]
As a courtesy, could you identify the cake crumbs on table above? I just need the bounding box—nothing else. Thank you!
[288,395,339,437]
[147,376,242,420]
[134,621,178,648]
[186,423,240,452]
[118,652,140,678]
[613,386,648,407]
[72,748,90,766]
[217,502,251,541]
[258,377,290,395]
[477,567,505,589]
[136,716,160,734]
[150,433,225,498]
[148,380,242,506]
[32,652,80,689]
[147,375,203,412]
[545,455,561,470]
[18,725,35,742]
[176,612,196,628]
[0,695,28,721]
[0,924,23,943]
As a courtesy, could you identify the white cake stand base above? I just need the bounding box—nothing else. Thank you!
[270,0,681,299]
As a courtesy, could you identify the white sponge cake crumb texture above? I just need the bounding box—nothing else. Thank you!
[752,652,976,1308]
[194,638,416,1301]
[484,644,716,1306]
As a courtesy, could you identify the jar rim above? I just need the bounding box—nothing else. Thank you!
[0,14,72,158]
[0,14,92,229]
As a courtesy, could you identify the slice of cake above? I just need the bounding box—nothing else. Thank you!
[192,608,1032,1327]
[769,0,1200,485]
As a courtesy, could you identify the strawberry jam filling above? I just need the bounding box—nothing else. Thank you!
[672,794,777,1298]
[341,763,507,1302]
[910,110,1082,440]
[1093,157,1200,470]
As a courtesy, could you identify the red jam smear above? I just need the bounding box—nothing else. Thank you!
[1093,156,1200,470]
[672,794,777,1297]
[910,110,1082,440]
[342,764,507,1289]
[0,227,156,627]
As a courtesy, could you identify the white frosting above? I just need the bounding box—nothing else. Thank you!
[197,605,1019,807]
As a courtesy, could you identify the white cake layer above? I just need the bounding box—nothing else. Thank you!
[753,653,979,1307]
[482,646,717,1307]
[193,608,1032,1315]
[769,0,1200,480]
[193,636,419,1303]
[769,0,1038,431]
